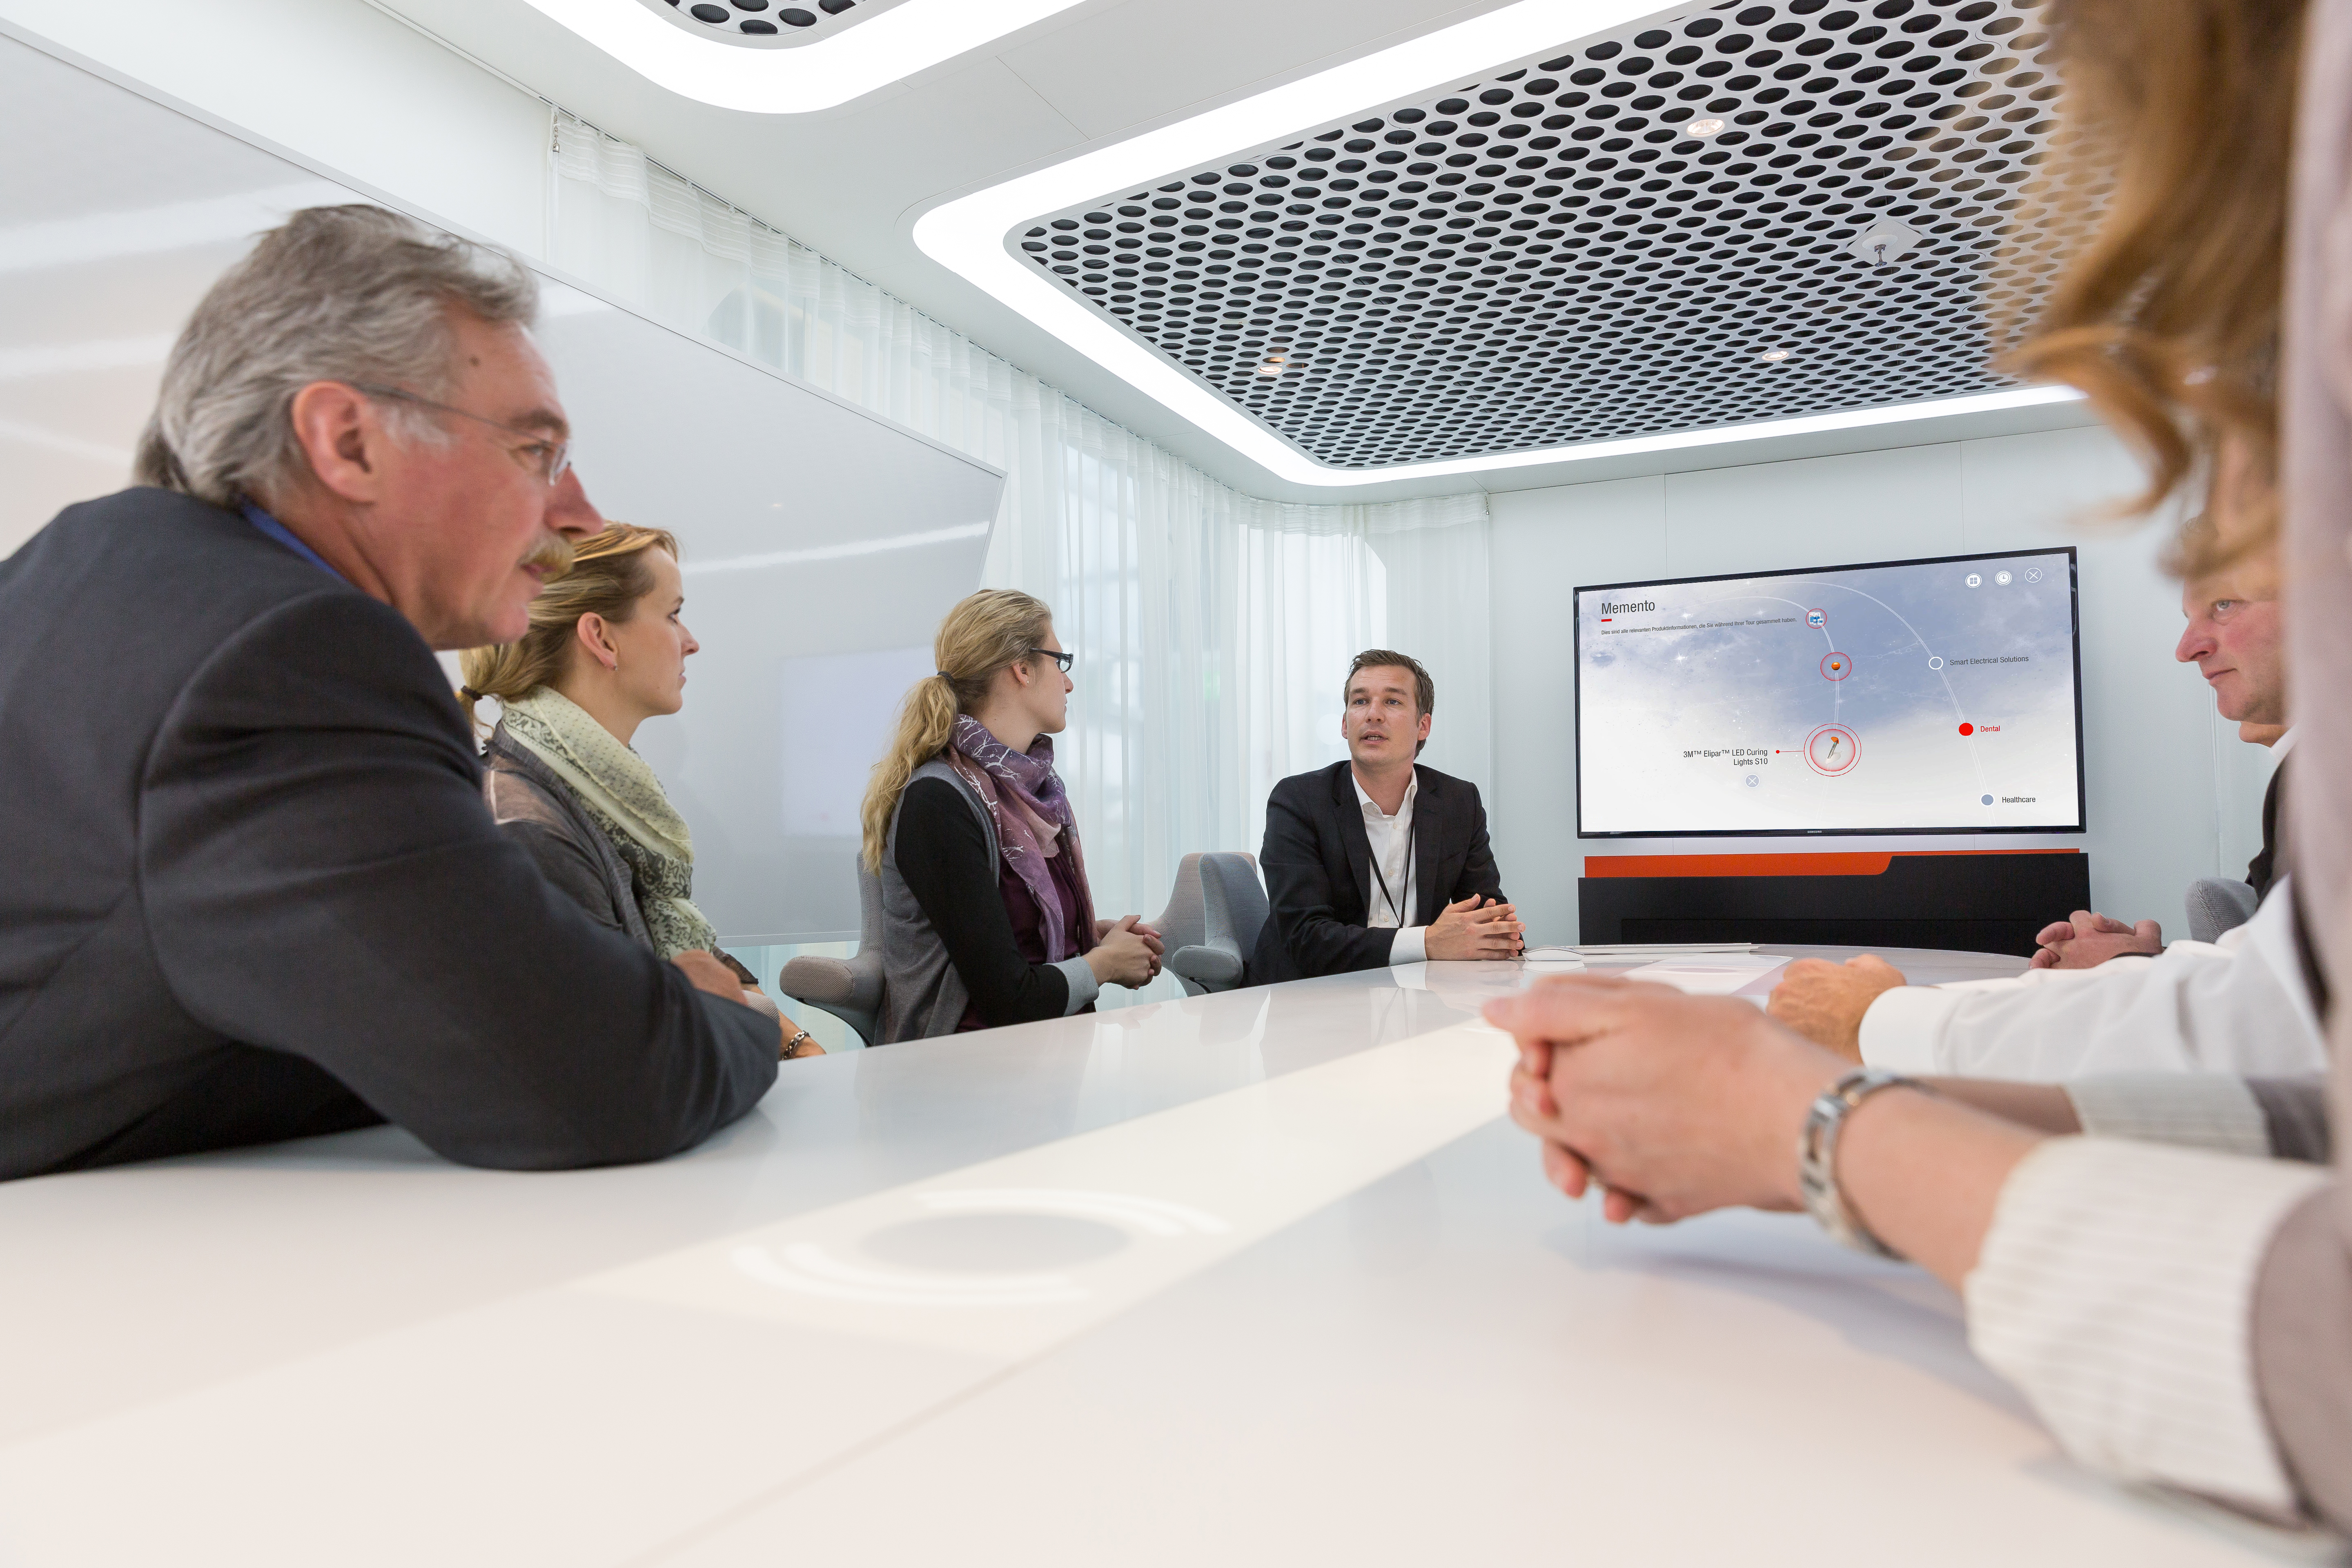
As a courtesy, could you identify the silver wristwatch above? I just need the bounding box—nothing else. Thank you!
[1798,1067,1928,1259]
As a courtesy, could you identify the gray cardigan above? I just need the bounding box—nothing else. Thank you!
[480,722,769,1000]
[878,757,1097,1042]
[480,722,653,949]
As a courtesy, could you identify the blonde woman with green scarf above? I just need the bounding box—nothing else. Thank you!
[459,523,822,1058]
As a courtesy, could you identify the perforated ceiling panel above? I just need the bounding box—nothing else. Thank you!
[1013,0,2076,470]
[646,0,904,42]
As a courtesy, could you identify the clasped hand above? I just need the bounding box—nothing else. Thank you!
[1486,976,1844,1225]
[670,950,826,1057]
[1425,894,1526,960]
[1087,915,1165,988]
[2029,909,2160,969]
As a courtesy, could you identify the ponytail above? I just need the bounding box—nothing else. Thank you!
[859,589,1054,871]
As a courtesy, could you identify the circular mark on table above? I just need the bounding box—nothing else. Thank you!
[860,1214,1131,1274]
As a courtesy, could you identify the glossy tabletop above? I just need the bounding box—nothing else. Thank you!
[0,948,2307,1566]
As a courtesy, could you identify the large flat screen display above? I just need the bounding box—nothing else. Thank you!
[1575,548,2085,837]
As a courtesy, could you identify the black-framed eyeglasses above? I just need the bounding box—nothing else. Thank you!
[1028,647,1075,674]
[349,382,573,487]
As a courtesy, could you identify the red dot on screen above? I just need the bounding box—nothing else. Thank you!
[1958,723,1975,736]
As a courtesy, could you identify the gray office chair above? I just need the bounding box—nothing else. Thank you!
[1156,851,1269,996]
[2184,877,2261,946]
[779,862,886,1045]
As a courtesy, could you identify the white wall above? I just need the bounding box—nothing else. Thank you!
[0,5,554,559]
[0,1,548,259]
[1489,425,2284,946]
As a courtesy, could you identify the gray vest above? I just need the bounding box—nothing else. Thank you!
[878,757,997,1043]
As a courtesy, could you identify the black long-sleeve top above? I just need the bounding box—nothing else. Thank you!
[893,776,1093,1030]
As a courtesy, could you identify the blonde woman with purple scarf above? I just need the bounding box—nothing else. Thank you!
[861,590,1162,1042]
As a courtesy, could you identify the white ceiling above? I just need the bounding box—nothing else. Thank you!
[372,0,2093,501]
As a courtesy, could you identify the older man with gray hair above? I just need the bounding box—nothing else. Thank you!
[0,205,780,1180]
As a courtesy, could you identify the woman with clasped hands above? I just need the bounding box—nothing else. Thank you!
[1488,0,2352,1531]
[861,589,1162,1042]
[1493,978,2058,1276]
[460,524,822,1060]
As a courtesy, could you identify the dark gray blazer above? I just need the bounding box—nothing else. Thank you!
[1249,760,1506,984]
[0,488,778,1181]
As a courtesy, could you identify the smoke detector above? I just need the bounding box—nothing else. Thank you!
[1847,220,1922,269]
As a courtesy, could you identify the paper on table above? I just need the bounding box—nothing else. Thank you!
[1621,956,1788,998]
[1571,942,1757,957]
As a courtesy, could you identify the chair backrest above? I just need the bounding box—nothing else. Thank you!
[776,860,889,1046]
[1199,852,1269,960]
[1157,851,1271,996]
[1152,853,1209,954]
[2185,877,2261,946]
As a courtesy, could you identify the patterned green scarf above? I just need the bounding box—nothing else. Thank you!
[501,688,719,960]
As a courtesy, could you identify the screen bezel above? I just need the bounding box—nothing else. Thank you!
[1572,546,2087,839]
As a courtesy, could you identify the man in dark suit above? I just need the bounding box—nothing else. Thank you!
[1250,650,1522,983]
[2029,539,2291,967]
[2241,722,2288,900]
[0,205,779,1181]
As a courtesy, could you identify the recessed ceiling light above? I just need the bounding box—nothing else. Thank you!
[1686,118,1727,138]
[1258,354,1289,377]
[1847,218,1924,268]
[913,0,2084,485]
[515,0,1089,112]
[1760,349,1792,363]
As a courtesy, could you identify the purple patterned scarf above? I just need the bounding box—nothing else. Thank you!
[946,715,1097,961]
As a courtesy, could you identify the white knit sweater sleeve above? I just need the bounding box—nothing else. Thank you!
[1967,1137,2328,1514]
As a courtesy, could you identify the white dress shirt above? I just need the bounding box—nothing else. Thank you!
[1353,769,1425,966]
[1857,879,2322,1080]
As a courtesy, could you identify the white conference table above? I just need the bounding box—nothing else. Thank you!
[0,947,2316,1567]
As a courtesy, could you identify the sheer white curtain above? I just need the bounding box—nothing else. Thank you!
[548,115,1490,1009]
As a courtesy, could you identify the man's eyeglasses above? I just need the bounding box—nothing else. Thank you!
[350,383,573,487]
[1028,647,1076,674]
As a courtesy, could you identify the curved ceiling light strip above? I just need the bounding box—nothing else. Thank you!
[913,0,2080,488]
[514,0,1094,113]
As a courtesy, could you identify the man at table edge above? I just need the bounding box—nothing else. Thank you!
[1249,649,1523,984]
[1764,517,2321,1084]
[0,204,782,1181]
